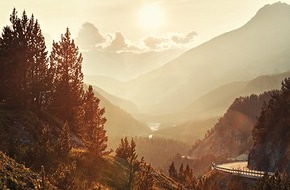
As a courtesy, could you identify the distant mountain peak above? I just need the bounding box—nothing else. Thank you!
[248,1,290,25]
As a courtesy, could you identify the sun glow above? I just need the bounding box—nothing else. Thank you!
[138,3,165,31]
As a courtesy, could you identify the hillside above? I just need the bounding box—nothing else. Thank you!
[158,92,271,177]
[134,137,191,169]
[188,92,272,160]
[248,77,290,173]
[0,106,180,189]
[153,72,289,143]
[200,170,256,190]
[106,2,290,115]
[155,117,218,143]
[182,71,290,122]
[92,85,140,114]
[87,86,150,142]
[0,151,56,189]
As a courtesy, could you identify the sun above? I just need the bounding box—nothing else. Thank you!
[138,3,165,31]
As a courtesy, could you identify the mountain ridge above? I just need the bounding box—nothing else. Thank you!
[112,2,290,115]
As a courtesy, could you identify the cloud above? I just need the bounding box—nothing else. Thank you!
[105,32,128,52]
[171,31,197,44]
[75,22,198,53]
[141,31,198,51]
[75,22,106,50]
[143,36,168,49]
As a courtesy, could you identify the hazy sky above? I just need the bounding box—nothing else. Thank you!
[1,1,289,44]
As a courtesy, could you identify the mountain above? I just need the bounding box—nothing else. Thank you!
[84,75,125,99]
[92,85,140,114]
[181,71,290,122]
[147,71,290,136]
[160,92,272,177]
[82,49,184,80]
[188,92,272,160]
[89,86,150,141]
[248,77,290,173]
[109,2,290,115]
[155,117,218,144]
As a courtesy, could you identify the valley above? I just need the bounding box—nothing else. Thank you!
[1,1,290,189]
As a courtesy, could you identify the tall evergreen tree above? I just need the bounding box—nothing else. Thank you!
[135,158,154,190]
[127,138,138,190]
[115,137,138,190]
[48,28,84,131]
[115,137,130,160]
[169,161,178,181]
[57,122,72,160]
[82,85,108,157]
[0,9,48,109]
[178,163,185,183]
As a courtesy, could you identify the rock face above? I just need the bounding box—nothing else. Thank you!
[248,78,290,173]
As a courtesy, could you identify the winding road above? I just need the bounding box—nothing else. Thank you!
[212,161,274,179]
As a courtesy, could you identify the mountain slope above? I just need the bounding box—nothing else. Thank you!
[92,85,140,114]
[82,49,183,80]
[181,71,290,122]
[188,92,272,160]
[91,87,150,139]
[118,2,290,114]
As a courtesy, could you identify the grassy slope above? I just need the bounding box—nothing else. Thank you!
[0,151,55,189]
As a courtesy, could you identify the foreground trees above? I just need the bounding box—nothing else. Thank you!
[0,8,110,170]
[48,28,84,132]
[0,9,48,110]
[116,138,155,190]
[82,85,109,157]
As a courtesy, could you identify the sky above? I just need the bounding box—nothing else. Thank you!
[1,0,289,51]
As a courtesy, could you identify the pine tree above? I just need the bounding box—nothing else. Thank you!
[48,28,84,132]
[135,158,154,190]
[82,85,109,157]
[178,163,185,183]
[57,122,72,160]
[115,137,130,161]
[184,164,195,189]
[169,161,178,181]
[0,9,48,109]
[28,18,49,110]
[127,138,138,190]
[115,137,138,190]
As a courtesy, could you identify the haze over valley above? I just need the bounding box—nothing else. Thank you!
[1,1,290,189]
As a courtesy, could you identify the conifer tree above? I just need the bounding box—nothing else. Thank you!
[115,137,130,160]
[0,9,48,109]
[178,163,185,183]
[115,137,138,190]
[127,138,138,190]
[48,28,84,132]
[57,122,72,160]
[169,161,178,181]
[82,85,109,157]
[135,158,154,190]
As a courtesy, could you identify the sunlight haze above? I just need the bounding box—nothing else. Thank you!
[1,0,289,43]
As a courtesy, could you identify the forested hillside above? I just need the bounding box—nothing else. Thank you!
[0,9,178,189]
[249,77,290,173]
[166,92,272,176]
